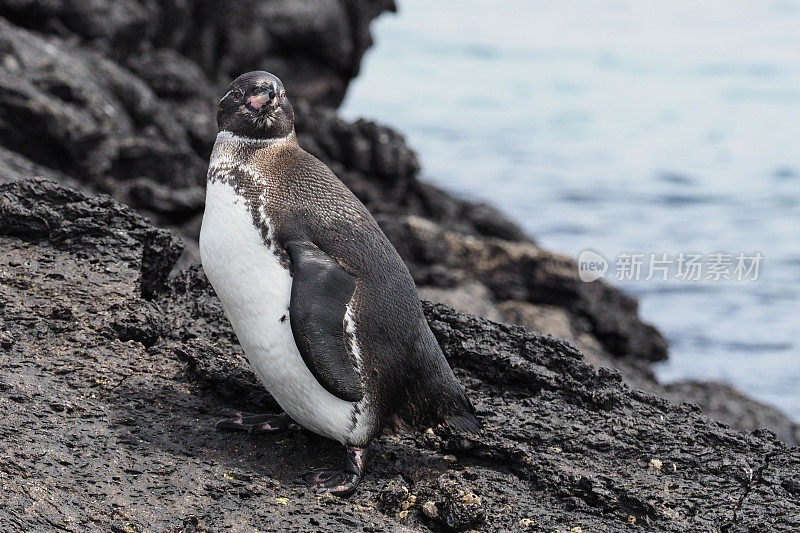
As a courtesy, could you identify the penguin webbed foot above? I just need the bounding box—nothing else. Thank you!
[298,469,360,497]
[214,411,300,434]
[296,445,365,497]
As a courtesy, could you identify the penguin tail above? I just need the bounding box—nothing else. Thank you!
[397,335,481,435]
[444,409,481,434]
[398,378,481,435]
[443,386,481,434]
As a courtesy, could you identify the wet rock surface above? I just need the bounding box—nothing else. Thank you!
[1,179,799,531]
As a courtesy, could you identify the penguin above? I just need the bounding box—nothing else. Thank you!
[199,71,479,496]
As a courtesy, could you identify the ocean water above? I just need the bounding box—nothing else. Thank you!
[341,0,800,419]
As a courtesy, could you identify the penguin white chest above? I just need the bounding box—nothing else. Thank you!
[199,179,356,443]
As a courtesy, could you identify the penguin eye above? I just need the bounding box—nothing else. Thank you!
[233,89,244,101]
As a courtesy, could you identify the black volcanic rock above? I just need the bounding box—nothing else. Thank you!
[1,178,798,532]
[0,0,395,106]
[0,17,208,221]
[0,0,795,458]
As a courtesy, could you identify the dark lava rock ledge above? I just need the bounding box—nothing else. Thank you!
[2,178,798,532]
[2,0,797,445]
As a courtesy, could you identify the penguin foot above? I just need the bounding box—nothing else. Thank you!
[214,411,300,434]
[295,445,366,497]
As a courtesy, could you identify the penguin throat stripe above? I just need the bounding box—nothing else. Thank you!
[216,130,294,146]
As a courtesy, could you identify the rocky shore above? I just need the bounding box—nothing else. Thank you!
[2,178,799,531]
[0,0,798,530]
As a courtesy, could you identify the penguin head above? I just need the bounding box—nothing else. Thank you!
[216,71,294,140]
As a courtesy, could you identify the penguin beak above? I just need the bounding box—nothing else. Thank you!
[247,90,277,111]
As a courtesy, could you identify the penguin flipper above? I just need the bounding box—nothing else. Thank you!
[285,241,364,402]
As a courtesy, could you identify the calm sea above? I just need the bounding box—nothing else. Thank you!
[341,0,800,419]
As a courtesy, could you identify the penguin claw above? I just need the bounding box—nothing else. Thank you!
[296,445,366,497]
[214,412,299,434]
[298,469,360,497]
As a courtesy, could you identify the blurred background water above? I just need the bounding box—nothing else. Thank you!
[341,0,800,419]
